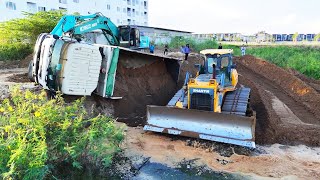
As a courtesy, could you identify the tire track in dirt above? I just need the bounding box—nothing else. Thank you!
[234,56,320,146]
[237,63,319,125]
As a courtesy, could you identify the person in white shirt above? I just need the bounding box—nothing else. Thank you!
[241,45,246,56]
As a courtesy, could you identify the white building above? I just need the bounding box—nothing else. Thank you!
[0,0,149,26]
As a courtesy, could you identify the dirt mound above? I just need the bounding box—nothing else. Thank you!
[0,54,33,70]
[237,55,320,119]
[288,68,320,93]
[176,54,203,86]
[112,60,177,126]
[78,52,180,127]
[6,73,30,83]
[235,55,320,146]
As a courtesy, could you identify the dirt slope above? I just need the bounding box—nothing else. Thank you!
[235,55,320,146]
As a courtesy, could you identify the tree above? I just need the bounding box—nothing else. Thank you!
[292,32,299,42]
[314,33,320,41]
[0,10,65,44]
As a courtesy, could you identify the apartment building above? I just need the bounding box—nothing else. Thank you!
[0,0,149,26]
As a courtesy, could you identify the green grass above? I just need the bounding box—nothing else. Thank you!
[247,46,320,79]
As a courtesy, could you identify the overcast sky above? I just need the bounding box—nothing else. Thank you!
[149,0,320,34]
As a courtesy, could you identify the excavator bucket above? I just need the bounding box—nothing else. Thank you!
[144,105,256,148]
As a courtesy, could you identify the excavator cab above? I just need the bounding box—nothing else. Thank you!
[118,26,141,49]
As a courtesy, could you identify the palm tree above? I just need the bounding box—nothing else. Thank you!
[292,32,299,42]
[314,33,320,41]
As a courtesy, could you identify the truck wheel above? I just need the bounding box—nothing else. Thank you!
[28,60,35,82]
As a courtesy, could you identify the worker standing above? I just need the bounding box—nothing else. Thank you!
[164,44,169,55]
[149,44,155,54]
[218,43,223,49]
[184,44,190,60]
[180,45,185,54]
[241,45,246,56]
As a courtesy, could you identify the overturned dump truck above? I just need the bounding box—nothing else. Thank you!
[28,13,181,100]
[29,35,180,99]
[144,49,256,148]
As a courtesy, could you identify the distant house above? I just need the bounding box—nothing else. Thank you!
[255,31,272,42]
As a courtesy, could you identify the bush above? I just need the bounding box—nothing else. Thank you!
[169,36,218,52]
[0,43,33,61]
[168,36,244,56]
[247,46,320,79]
[0,11,64,44]
[0,88,124,179]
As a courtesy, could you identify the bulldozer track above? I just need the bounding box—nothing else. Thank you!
[222,87,251,116]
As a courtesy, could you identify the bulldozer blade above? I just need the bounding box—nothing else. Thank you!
[144,105,256,148]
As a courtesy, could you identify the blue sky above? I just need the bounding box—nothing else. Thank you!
[149,0,320,34]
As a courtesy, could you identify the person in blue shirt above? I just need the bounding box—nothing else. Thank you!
[149,44,155,54]
[184,44,190,60]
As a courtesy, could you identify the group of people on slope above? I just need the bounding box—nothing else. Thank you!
[149,42,247,58]
[149,43,191,60]
[218,43,247,56]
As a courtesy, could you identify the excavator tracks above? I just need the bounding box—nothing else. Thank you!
[222,87,251,116]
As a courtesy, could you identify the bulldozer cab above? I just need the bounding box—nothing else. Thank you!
[199,49,234,86]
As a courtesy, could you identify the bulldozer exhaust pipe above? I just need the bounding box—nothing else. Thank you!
[144,105,256,148]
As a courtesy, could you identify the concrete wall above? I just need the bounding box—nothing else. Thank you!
[0,0,149,26]
[137,26,192,44]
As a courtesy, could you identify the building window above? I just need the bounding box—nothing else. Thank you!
[127,0,131,5]
[133,20,135,25]
[59,7,67,10]
[136,11,139,16]
[136,0,139,4]
[27,2,37,13]
[132,9,135,17]
[127,8,131,16]
[6,1,16,10]
[117,7,120,12]
[132,0,135,6]
[59,0,67,4]
[127,19,131,25]
[107,4,111,10]
[123,8,126,13]
[117,19,120,23]
[73,0,79,3]
[144,22,147,25]
[38,6,46,11]
[144,1,147,8]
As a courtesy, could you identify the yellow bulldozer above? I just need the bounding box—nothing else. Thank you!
[144,49,256,148]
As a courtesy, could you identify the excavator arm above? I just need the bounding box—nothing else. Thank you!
[50,13,120,46]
